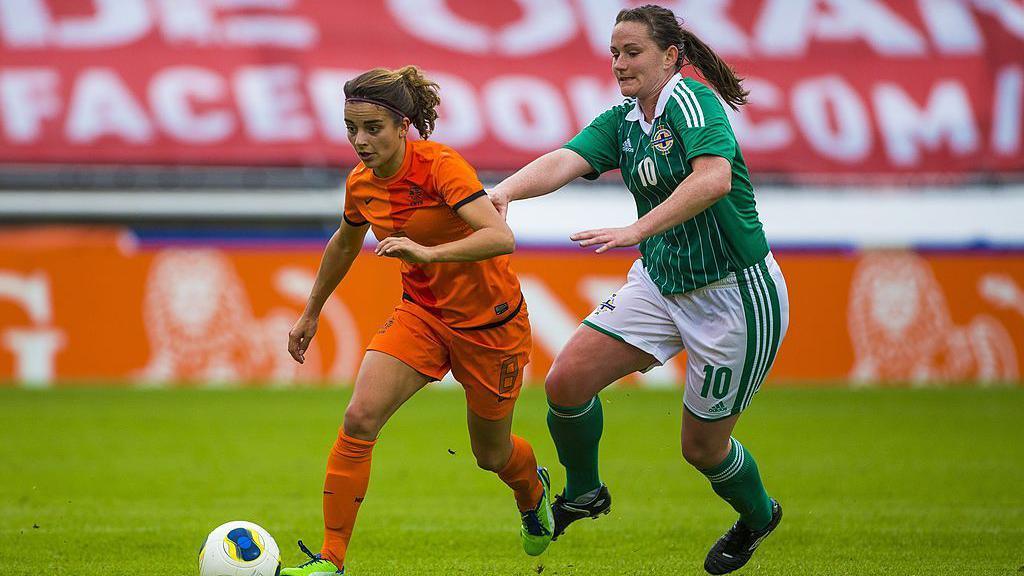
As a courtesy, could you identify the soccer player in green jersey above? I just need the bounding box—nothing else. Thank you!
[490,5,788,574]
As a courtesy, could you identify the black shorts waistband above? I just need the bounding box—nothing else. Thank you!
[401,292,524,331]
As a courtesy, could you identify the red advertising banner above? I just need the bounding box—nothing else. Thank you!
[1,227,1022,387]
[1,0,1022,175]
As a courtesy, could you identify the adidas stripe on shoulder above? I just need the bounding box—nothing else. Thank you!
[671,81,706,129]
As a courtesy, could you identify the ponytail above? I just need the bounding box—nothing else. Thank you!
[394,65,441,139]
[680,29,749,110]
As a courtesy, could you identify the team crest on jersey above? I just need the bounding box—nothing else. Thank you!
[651,126,674,155]
[408,185,424,206]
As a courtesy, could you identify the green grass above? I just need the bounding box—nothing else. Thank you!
[1,386,1022,575]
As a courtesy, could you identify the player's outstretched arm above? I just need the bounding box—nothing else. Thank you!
[288,221,369,363]
[489,148,593,218]
[573,155,732,254]
[633,155,732,237]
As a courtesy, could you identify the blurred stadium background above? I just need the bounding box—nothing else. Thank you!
[1,1,1022,575]
[1,0,1022,387]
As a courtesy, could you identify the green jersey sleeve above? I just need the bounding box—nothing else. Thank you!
[666,80,737,164]
[563,104,626,180]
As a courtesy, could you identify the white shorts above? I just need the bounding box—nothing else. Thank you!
[583,253,789,421]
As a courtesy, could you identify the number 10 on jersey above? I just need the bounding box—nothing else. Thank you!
[637,157,657,187]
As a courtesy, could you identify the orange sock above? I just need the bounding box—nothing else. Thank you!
[497,435,544,512]
[320,429,375,568]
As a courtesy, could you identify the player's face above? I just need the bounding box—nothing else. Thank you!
[610,21,674,99]
[344,103,409,175]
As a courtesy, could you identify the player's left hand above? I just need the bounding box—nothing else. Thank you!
[375,236,435,263]
[571,225,644,254]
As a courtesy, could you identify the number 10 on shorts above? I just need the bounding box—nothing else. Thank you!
[700,365,733,399]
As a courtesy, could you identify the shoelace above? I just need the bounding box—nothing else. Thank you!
[521,506,551,536]
[553,492,587,512]
[296,540,332,568]
[721,522,754,555]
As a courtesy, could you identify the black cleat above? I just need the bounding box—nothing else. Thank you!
[704,499,782,575]
[550,485,611,541]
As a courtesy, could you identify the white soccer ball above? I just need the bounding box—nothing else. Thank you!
[198,521,281,576]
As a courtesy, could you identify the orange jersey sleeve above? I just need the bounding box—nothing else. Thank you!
[433,149,486,210]
[342,168,369,227]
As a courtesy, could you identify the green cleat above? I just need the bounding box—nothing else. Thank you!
[279,540,346,576]
[520,467,555,556]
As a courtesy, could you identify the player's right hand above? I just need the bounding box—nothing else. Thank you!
[287,314,319,364]
[488,188,509,220]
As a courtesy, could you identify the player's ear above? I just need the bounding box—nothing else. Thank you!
[664,45,678,71]
[399,117,411,139]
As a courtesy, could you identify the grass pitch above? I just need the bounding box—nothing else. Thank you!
[0,386,1022,575]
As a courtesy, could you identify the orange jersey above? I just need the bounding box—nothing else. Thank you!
[344,139,522,330]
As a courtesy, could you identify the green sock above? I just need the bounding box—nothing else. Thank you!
[700,437,773,530]
[547,396,603,501]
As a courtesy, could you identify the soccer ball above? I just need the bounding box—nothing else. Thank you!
[198,521,281,576]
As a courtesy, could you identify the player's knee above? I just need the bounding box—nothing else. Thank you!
[543,371,568,405]
[681,436,728,470]
[472,445,509,472]
[545,361,589,407]
[342,403,383,440]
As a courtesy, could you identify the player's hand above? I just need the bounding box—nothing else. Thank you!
[571,225,644,254]
[488,189,509,220]
[376,236,435,263]
[288,314,318,364]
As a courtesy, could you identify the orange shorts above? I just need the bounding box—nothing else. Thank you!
[366,298,532,420]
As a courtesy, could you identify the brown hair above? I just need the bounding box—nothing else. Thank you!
[344,66,441,138]
[615,4,749,110]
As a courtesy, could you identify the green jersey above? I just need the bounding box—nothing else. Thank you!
[564,74,769,294]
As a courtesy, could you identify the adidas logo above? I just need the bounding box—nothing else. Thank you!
[708,401,728,414]
[622,137,634,152]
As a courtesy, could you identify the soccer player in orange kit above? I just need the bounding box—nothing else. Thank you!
[282,66,554,575]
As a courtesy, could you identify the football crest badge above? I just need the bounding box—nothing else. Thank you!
[408,185,424,206]
[651,126,674,155]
